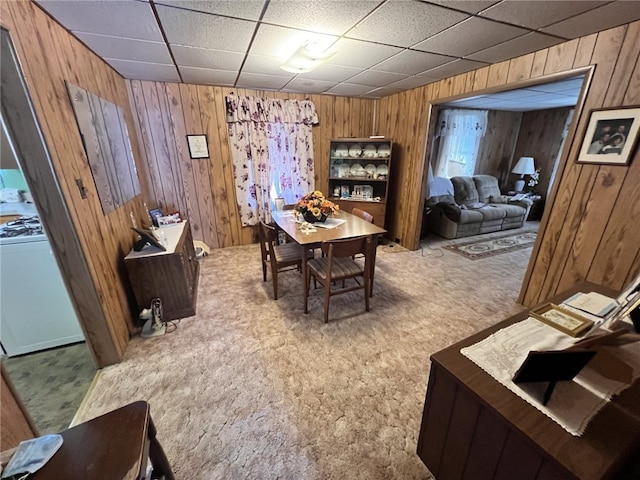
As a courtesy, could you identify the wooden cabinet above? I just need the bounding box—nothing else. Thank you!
[328,138,392,228]
[124,221,199,321]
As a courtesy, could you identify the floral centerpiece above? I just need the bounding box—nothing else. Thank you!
[294,191,339,223]
[527,168,541,192]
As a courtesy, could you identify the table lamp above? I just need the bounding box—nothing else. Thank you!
[512,156,535,192]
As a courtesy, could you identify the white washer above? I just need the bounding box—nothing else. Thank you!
[0,236,84,356]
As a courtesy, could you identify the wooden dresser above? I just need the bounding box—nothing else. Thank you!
[417,283,640,480]
[125,221,199,321]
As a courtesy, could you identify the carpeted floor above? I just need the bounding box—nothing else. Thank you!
[74,226,536,479]
[443,229,538,260]
[2,342,96,434]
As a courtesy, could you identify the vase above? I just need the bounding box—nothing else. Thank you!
[303,211,327,223]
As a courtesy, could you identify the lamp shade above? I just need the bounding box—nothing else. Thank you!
[512,156,536,175]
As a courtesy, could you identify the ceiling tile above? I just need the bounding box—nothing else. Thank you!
[75,32,172,64]
[35,0,163,41]
[179,66,237,86]
[325,38,403,69]
[155,5,256,51]
[541,1,640,38]
[105,58,180,82]
[248,24,338,60]
[425,0,500,14]
[413,17,529,57]
[154,0,266,21]
[346,0,469,47]
[325,83,377,97]
[236,72,293,90]
[374,50,454,75]
[480,0,607,30]
[263,0,381,36]
[172,45,245,70]
[242,54,293,77]
[362,85,404,98]
[419,58,488,79]
[296,64,363,83]
[284,77,337,94]
[346,70,408,87]
[386,76,437,90]
[466,32,563,63]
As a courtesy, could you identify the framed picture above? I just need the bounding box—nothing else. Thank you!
[186,134,209,159]
[577,106,640,165]
[530,303,594,337]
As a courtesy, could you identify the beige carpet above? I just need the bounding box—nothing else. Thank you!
[74,230,535,479]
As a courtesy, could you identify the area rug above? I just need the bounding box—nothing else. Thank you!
[444,230,537,260]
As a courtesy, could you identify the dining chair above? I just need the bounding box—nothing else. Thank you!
[351,207,374,224]
[304,236,371,323]
[259,221,311,300]
[350,207,378,295]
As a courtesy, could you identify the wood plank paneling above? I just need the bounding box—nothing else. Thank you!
[377,20,640,307]
[1,0,153,366]
[475,110,523,188]
[128,84,375,247]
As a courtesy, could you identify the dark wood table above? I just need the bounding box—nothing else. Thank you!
[417,283,640,480]
[28,401,174,480]
[272,210,386,300]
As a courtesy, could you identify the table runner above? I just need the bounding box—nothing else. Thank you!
[461,318,640,436]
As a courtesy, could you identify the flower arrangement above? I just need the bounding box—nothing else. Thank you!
[294,191,339,222]
[527,168,541,188]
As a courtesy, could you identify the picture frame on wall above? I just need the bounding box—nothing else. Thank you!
[186,134,210,159]
[576,106,640,165]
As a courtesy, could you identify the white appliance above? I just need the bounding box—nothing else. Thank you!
[0,234,84,356]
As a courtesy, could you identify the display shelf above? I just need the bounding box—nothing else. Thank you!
[328,138,393,228]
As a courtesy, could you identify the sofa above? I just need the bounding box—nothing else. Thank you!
[424,175,532,239]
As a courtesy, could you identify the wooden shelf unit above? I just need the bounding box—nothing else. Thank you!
[328,138,393,229]
[124,221,199,321]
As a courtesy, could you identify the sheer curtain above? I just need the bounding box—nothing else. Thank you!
[433,109,488,178]
[225,94,318,226]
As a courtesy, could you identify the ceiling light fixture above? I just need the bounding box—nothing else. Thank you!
[280,42,337,74]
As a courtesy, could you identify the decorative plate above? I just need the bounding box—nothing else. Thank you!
[363,144,377,157]
[364,164,377,176]
[338,163,350,177]
[376,144,391,158]
[334,144,349,157]
[348,144,362,157]
[376,164,389,177]
[350,163,364,174]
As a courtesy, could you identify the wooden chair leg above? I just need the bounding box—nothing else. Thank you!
[304,268,310,314]
[262,262,267,282]
[323,280,331,323]
[272,269,278,300]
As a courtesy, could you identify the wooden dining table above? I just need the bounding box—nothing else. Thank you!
[271,209,386,302]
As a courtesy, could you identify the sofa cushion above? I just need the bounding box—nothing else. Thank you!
[498,203,527,218]
[458,208,484,224]
[478,205,506,221]
[451,176,478,206]
[473,175,502,203]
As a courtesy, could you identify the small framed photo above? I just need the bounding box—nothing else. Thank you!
[530,303,594,337]
[577,106,640,165]
[186,134,210,159]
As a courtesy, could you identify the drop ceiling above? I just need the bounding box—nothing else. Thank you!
[35,0,640,99]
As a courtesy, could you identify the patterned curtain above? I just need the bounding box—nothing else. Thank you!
[434,109,488,178]
[225,94,318,226]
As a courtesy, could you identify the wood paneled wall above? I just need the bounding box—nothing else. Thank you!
[377,21,640,306]
[475,110,523,188]
[1,0,152,365]
[512,107,573,199]
[127,82,374,247]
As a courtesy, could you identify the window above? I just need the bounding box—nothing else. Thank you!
[433,109,488,178]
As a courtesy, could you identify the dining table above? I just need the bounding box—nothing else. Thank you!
[271,209,386,303]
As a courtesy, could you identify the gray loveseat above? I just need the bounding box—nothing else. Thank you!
[425,175,532,239]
